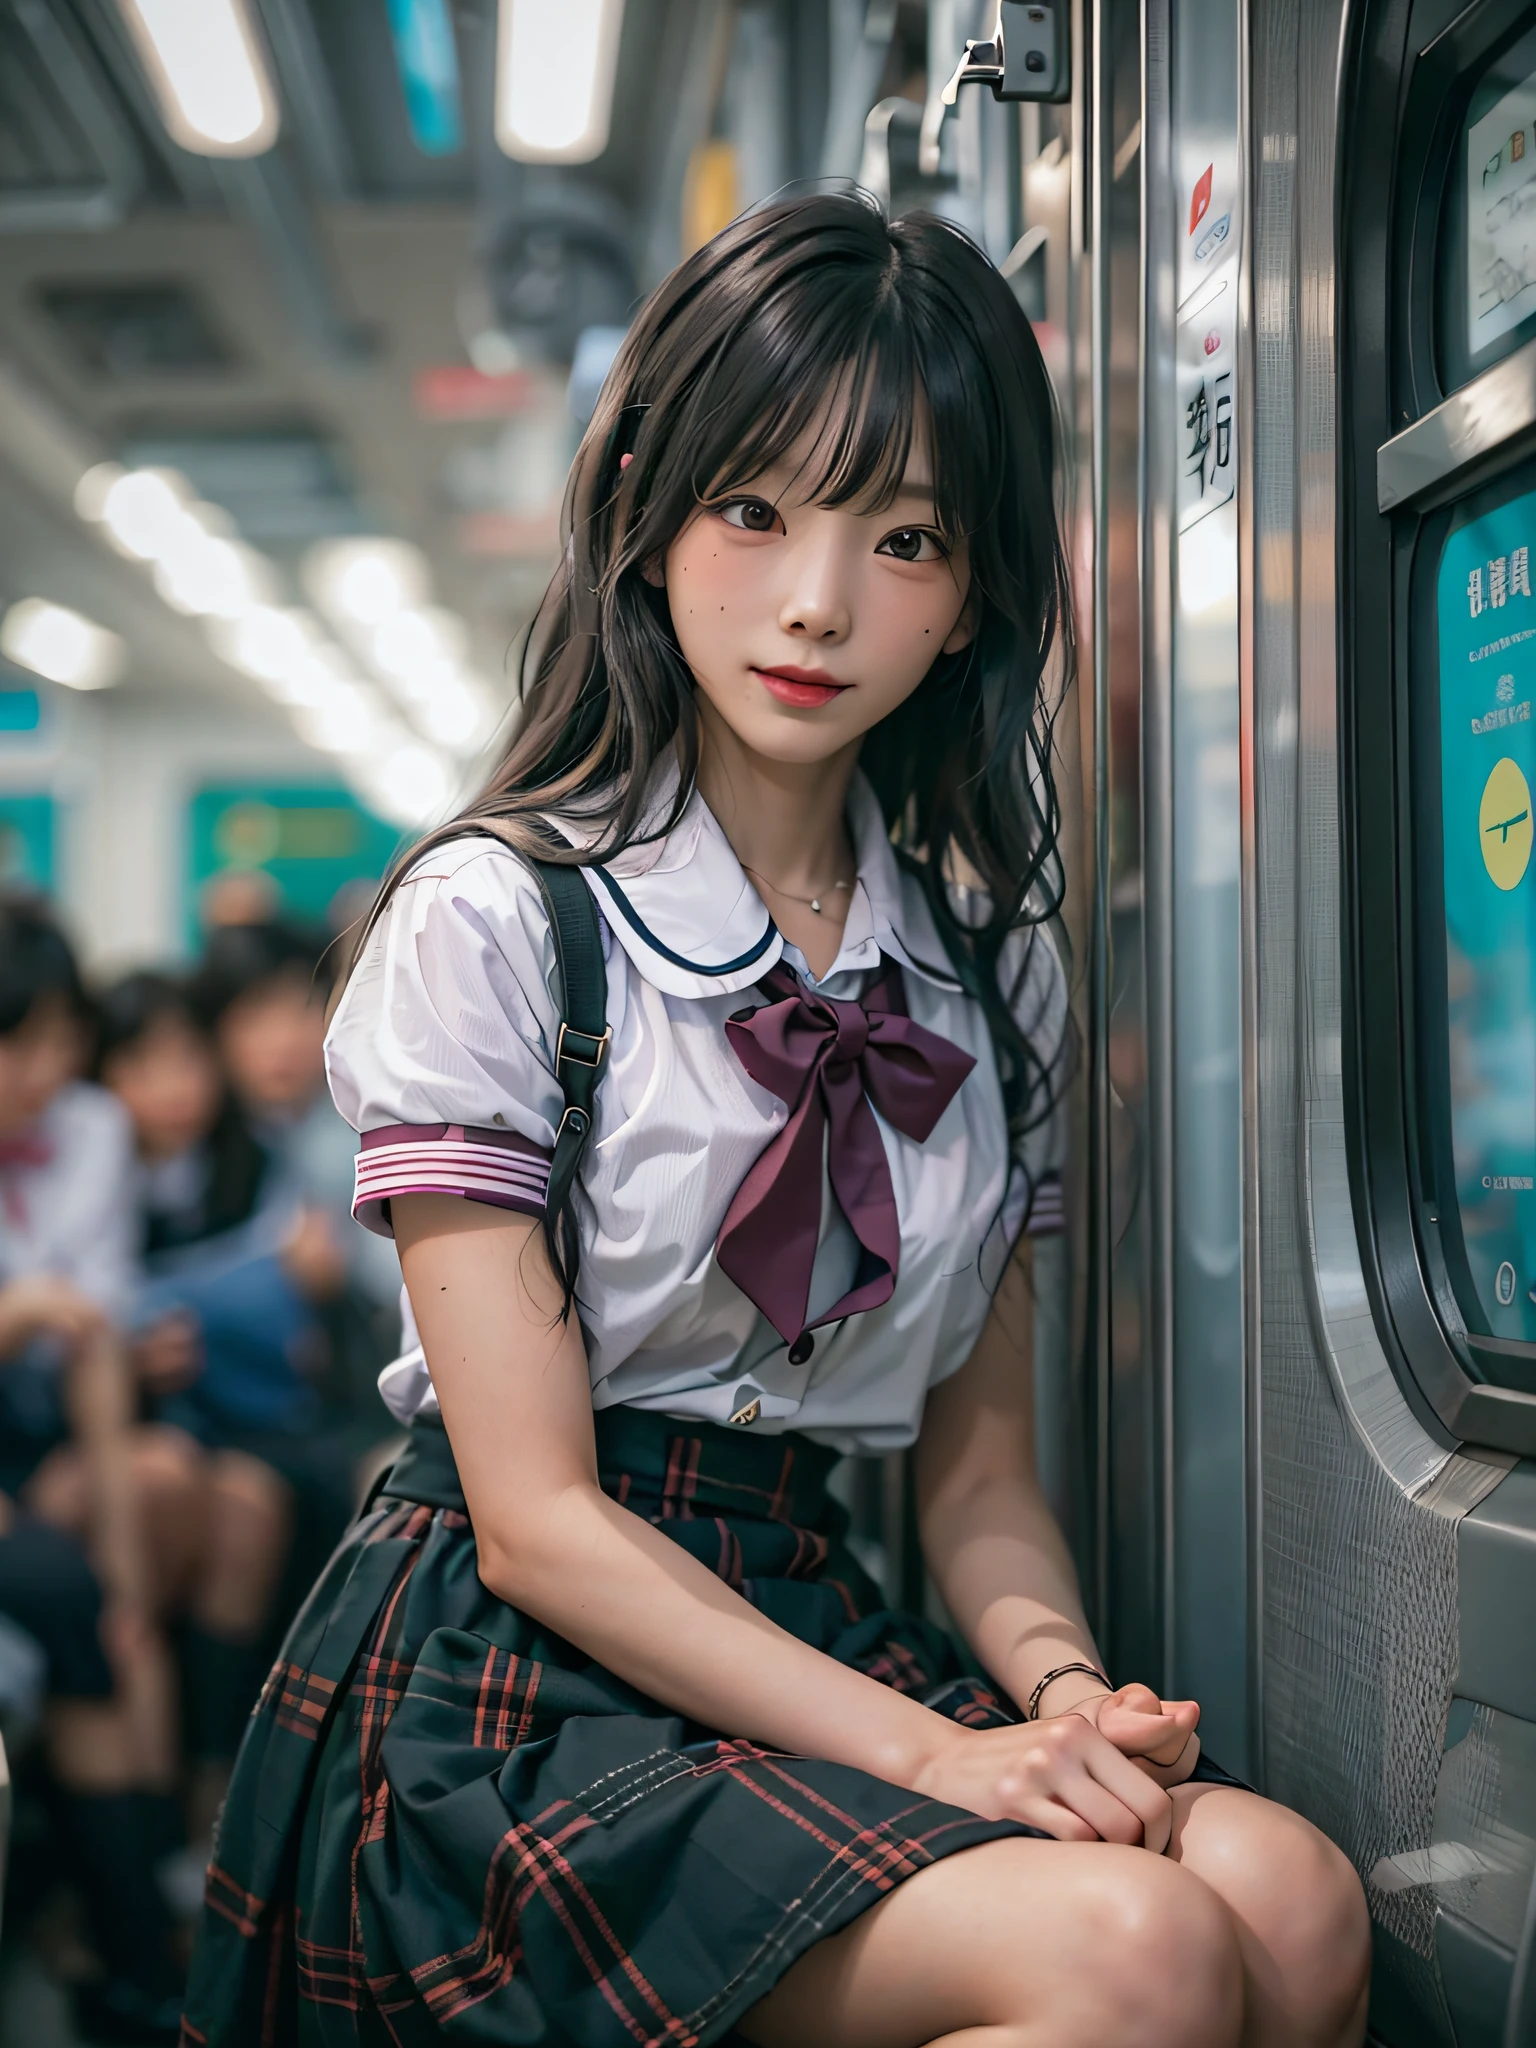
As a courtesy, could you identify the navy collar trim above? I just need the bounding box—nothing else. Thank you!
[592,865,779,976]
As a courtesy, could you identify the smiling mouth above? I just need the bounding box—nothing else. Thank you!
[751,666,850,709]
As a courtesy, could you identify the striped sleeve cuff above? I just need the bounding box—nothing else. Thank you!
[352,1123,552,1238]
[1021,1171,1065,1238]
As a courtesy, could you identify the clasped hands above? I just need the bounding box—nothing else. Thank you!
[911,1681,1201,1856]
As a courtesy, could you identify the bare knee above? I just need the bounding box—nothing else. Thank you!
[209,1452,290,1546]
[1250,1821,1370,2036]
[1173,1790,1371,2040]
[1065,1854,1244,2048]
[198,1452,291,1636]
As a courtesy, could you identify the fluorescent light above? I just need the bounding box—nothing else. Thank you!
[414,672,493,749]
[212,607,322,685]
[370,607,467,686]
[74,463,124,523]
[369,743,453,826]
[97,468,191,561]
[116,0,279,157]
[155,523,272,620]
[1,599,124,691]
[293,683,387,758]
[305,538,430,627]
[495,0,626,164]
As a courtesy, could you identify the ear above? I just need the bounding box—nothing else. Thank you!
[940,596,978,657]
[640,555,666,589]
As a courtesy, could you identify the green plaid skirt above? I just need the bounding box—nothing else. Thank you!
[181,1409,1229,2047]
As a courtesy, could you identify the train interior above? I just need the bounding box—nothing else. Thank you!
[0,0,1535,2042]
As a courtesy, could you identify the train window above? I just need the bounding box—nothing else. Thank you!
[1439,19,1536,392]
[1343,0,1536,1452]
[1420,464,1536,1353]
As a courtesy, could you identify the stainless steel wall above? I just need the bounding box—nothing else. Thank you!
[1242,0,1510,2032]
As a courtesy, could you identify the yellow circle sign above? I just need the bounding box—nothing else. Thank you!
[1480,757,1534,890]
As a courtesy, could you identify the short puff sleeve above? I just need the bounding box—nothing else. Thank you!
[325,838,568,1238]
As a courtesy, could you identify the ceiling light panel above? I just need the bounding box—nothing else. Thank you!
[1,599,124,691]
[116,0,280,158]
[495,0,626,164]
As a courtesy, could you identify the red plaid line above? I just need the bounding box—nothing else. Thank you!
[725,1752,937,1893]
[659,1436,702,1520]
[204,1862,266,1939]
[471,1642,543,1751]
[295,1930,370,2012]
[413,1811,698,2045]
[259,1660,338,1741]
[860,1637,931,1695]
[713,1517,744,1590]
[179,2022,208,2045]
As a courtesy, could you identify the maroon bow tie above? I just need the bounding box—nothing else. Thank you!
[716,961,976,1345]
[0,1131,52,1171]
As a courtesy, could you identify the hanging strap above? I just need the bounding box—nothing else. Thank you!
[525,858,611,1219]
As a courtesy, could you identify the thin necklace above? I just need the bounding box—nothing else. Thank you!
[741,862,854,916]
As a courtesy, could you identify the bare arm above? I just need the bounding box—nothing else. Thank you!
[397,1195,955,1789]
[916,1242,1199,1759]
[396,1194,1182,1847]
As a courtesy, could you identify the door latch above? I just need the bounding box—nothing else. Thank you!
[941,0,1070,105]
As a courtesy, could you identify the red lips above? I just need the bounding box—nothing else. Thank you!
[752,665,849,709]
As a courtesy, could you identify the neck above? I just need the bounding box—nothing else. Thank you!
[693,701,860,895]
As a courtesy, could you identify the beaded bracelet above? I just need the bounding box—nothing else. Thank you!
[1025,1661,1112,1721]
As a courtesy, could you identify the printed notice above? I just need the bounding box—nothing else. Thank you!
[1468,67,1536,355]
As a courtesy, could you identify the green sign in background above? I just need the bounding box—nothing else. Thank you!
[0,794,54,891]
[1439,485,1536,1338]
[186,785,404,943]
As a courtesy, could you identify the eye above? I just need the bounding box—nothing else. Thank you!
[717,497,784,535]
[877,526,947,563]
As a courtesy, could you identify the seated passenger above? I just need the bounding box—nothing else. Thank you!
[185,198,1370,2048]
[96,971,296,1837]
[0,895,189,2041]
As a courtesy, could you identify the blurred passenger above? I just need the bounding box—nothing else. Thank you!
[197,867,278,932]
[0,896,189,2041]
[195,919,402,1373]
[96,973,297,1837]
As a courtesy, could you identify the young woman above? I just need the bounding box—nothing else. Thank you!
[183,197,1370,2048]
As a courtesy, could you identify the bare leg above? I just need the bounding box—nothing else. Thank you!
[1165,1786,1371,2048]
[740,1836,1244,2048]
[186,1452,291,1839]
[27,1426,209,1786]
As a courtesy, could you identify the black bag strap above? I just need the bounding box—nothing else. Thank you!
[456,824,610,1216]
[524,857,610,1219]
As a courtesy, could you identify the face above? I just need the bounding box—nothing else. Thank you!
[218,969,326,1118]
[660,408,975,770]
[0,994,86,1136]
[102,1013,223,1161]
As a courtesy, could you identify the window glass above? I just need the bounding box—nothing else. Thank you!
[1467,67,1536,358]
[1437,482,1536,1339]
[1439,24,1536,393]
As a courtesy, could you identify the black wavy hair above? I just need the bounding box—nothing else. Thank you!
[95,969,268,1249]
[0,893,86,1038]
[363,192,1074,1309]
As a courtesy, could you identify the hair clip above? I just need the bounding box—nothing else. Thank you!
[619,452,634,471]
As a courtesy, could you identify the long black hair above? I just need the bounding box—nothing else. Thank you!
[365,192,1074,1305]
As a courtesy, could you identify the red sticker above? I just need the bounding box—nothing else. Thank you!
[1204,329,1221,355]
[1190,164,1213,235]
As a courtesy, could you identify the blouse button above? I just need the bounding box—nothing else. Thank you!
[787,1332,815,1366]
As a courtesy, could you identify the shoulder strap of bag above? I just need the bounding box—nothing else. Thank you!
[458,824,610,1215]
[525,857,610,1219]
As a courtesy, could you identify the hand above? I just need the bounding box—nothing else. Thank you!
[131,1312,203,1396]
[1066,1682,1202,1787]
[0,1276,107,1357]
[282,1208,348,1302]
[911,1712,1177,1853]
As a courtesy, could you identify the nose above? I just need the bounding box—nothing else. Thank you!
[776,529,852,643]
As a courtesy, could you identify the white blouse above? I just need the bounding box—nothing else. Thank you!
[0,1083,137,1316]
[327,768,1067,1454]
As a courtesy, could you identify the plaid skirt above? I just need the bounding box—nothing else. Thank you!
[182,1408,1232,2048]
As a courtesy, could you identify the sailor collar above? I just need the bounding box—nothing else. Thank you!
[550,763,962,1002]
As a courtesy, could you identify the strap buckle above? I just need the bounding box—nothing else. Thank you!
[556,1022,612,1072]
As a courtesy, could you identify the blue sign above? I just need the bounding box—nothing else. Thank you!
[1439,486,1536,1335]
